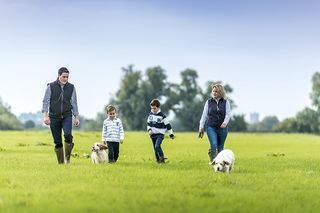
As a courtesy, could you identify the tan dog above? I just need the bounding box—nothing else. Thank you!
[91,142,108,164]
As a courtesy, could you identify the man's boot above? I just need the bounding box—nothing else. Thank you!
[208,149,217,165]
[54,147,64,164]
[65,143,74,164]
[159,156,165,164]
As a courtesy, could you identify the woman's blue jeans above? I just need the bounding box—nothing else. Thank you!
[206,126,228,153]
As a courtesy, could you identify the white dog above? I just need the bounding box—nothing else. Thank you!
[211,149,235,173]
[91,142,108,164]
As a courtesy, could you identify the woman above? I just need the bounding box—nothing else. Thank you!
[199,84,231,164]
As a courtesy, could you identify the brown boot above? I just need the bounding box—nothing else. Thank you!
[64,143,74,164]
[54,147,64,164]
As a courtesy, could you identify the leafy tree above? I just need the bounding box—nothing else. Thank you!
[258,116,279,131]
[111,65,169,130]
[168,69,203,131]
[295,107,319,133]
[228,114,248,132]
[310,72,320,109]
[24,120,35,129]
[273,117,298,133]
[248,116,279,132]
[274,108,319,134]
[274,72,320,133]
[111,65,142,130]
[79,112,105,131]
[0,98,23,130]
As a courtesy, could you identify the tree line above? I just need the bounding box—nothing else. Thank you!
[81,65,244,131]
[1,68,320,133]
[271,72,320,133]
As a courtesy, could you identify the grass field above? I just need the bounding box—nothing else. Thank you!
[1,131,320,213]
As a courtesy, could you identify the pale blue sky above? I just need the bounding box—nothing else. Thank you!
[0,0,319,121]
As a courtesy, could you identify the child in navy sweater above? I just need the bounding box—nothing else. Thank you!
[147,99,175,163]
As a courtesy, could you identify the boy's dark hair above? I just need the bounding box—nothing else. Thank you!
[150,99,160,107]
[105,104,117,113]
[58,67,69,76]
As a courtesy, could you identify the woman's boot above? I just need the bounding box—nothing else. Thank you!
[208,149,217,164]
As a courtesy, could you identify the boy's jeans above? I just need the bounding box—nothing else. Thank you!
[107,142,120,162]
[206,126,228,153]
[50,116,73,149]
[151,135,164,160]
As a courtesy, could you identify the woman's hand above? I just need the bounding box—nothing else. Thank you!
[220,123,227,128]
[198,128,204,138]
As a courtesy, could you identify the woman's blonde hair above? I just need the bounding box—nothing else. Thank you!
[212,84,227,99]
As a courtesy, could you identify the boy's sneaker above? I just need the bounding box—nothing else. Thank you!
[159,156,165,164]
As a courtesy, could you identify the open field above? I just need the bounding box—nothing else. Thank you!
[1,131,320,213]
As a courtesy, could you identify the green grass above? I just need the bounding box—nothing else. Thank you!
[1,131,320,213]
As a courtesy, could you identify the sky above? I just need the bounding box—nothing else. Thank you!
[0,0,319,122]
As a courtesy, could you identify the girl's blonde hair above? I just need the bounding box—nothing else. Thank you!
[105,104,116,113]
[212,84,227,99]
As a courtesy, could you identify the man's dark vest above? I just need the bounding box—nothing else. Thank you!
[49,80,74,118]
[207,98,226,128]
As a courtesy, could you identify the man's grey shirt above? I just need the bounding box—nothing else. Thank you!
[42,84,79,116]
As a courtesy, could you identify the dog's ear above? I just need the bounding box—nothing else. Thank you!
[99,144,108,150]
[223,161,230,166]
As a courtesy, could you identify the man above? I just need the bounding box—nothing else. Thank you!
[42,67,80,164]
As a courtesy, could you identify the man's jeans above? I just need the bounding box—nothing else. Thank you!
[206,126,228,153]
[50,116,73,149]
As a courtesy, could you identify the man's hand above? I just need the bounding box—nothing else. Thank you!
[120,140,124,144]
[169,134,175,139]
[43,113,50,125]
[74,116,80,127]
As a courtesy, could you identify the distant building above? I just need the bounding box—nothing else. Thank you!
[249,112,259,124]
[18,111,43,125]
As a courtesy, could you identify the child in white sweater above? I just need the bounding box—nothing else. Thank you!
[102,105,124,163]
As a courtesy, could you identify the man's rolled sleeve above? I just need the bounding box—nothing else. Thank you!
[42,85,51,113]
[71,87,79,116]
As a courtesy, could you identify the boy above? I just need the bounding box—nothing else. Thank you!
[102,105,124,163]
[147,99,175,163]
